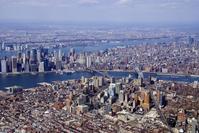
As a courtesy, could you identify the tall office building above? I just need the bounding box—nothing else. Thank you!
[39,62,44,72]
[115,82,122,95]
[17,63,22,72]
[70,48,75,56]
[22,53,26,64]
[43,48,49,58]
[44,59,49,71]
[37,50,41,62]
[79,54,86,65]
[58,49,62,61]
[25,62,30,72]
[1,60,7,73]
[141,90,151,111]
[124,93,129,103]
[11,56,17,73]
[30,64,38,72]
[7,59,12,72]
[119,90,125,103]
[40,47,48,59]
[30,49,37,64]
[17,52,23,64]
[56,60,62,70]
[26,50,31,60]
[110,77,115,83]
[108,83,115,97]
[86,56,92,68]
[188,36,194,45]
[1,42,5,50]
[157,91,166,108]
[93,76,99,88]
[53,50,58,61]
[98,77,104,87]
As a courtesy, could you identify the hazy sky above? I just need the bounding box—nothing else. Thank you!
[0,0,199,24]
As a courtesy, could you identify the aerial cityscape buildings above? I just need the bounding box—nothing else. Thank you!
[0,0,199,132]
[0,34,199,75]
[0,26,198,133]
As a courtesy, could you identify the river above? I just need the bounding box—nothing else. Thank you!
[0,71,199,90]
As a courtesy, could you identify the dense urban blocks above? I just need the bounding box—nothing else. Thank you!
[0,26,199,132]
[0,75,198,132]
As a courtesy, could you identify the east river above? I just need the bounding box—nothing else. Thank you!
[0,71,199,89]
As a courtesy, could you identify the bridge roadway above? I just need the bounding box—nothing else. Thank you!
[86,68,111,78]
[87,69,199,78]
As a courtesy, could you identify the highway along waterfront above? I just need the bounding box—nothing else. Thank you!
[1,71,199,90]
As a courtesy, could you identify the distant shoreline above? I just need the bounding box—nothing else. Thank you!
[0,70,76,76]
[0,71,55,75]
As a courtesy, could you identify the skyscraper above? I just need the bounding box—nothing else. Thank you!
[1,42,5,50]
[22,53,26,64]
[141,90,151,111]
[17,52,22,64]
[58,49,62,61]
[44,59,49,71]
[188,36,194,45]
[86,56,92,68]
[17,62,22,72]
[1,59,7,73]
[119,90,125,103]
[26,50,31,61]
[30,49,37,64]
[56,60,62,70]
[115,82,122,95]
[98,77,104,87]
[79,54,86,65]
[40,47,48,59]
[7,59,12,72]
[39,62,44,72]
[70,48,75,56]
[37,49,41,62]
[11,56,17,73]
[25,62,30,72]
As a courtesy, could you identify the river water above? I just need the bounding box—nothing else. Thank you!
[0,71,199,89]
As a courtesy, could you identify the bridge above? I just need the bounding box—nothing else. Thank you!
[86,68,111,78]
[86,67,144,79]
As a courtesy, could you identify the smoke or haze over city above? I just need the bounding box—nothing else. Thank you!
[0,0,199,24]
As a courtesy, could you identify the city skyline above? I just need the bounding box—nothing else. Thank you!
[0,1,199,132]
[0,0,199,24]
